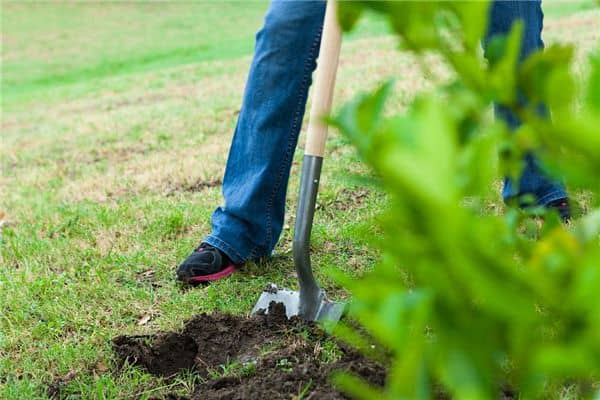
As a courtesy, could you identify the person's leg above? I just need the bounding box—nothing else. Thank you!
[190,1,326,271]
[486,0,568,207]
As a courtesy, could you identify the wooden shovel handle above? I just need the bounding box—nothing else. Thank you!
[304,0,342,158]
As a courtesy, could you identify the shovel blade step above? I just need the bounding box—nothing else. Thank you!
[251,285,300,319]
[251,283,345,323]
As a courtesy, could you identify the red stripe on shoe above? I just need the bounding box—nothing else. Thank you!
[188,265,237,282]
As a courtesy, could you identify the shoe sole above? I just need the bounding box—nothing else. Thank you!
[186,265,237,283]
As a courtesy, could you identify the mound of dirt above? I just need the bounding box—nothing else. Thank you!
[112,302,386,399]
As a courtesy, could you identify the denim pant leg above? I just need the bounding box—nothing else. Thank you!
[205,1,326,263]
[486,0,568,206]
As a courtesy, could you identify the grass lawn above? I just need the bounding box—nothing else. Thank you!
[1,1,598,398]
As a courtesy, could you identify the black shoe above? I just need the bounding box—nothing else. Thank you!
[176,243,237,283]
[546,198,571,223]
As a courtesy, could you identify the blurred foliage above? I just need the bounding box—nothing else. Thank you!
[330,1,600,399]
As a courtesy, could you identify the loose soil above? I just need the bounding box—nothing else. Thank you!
[113,302,386,399]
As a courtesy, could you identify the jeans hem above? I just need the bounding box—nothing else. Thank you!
[204,235,245,264]
[537,190,568,207]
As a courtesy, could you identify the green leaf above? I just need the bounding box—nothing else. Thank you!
[587,51,600,110]
[337,2,364,32]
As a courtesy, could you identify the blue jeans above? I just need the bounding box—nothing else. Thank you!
[486,1,567,205]
[205,0,567,263]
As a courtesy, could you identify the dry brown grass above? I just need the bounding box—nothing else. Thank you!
[3,9,598,209]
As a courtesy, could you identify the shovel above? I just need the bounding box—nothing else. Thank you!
[251,1,345,323]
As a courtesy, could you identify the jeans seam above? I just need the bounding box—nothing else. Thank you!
[253,23,323,260]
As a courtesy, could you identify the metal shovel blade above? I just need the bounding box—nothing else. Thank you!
[251,284,345,323]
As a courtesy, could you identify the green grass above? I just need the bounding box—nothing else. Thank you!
[1,1,392,109]
[1,1,598,398]
[2,0,593,108]
[543,0,598,17]
[2,2,269,101]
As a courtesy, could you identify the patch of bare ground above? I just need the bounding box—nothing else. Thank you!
[319,187,374,218]
[112,302,386,400]
[162,178,222,196]
[78,142,150,165]
[57,138,227,203]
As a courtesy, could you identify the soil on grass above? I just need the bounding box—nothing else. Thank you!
[112,302,386,399]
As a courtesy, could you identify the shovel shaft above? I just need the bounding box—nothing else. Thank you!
[293,155,325,319]
[293,0,341,320]
[305,0,342,157]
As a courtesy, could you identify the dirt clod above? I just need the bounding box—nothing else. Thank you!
[113,332,197,377]
[113,302,385,399]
